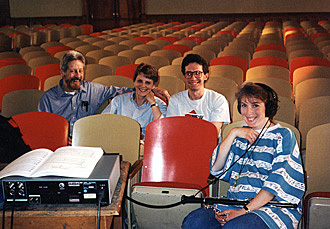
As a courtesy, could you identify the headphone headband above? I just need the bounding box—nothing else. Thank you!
[254,83,277,101]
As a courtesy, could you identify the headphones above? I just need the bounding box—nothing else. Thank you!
[237,83,278,119]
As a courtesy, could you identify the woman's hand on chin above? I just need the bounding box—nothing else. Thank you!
[230,127,259,145]
[146,91,156,105]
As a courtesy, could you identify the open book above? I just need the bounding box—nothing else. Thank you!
[0,146,104,179]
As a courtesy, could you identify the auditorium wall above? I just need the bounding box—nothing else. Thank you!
[1,0,329,31]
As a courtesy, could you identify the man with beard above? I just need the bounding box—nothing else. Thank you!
[166,54,230,137]
[38,50,170,139]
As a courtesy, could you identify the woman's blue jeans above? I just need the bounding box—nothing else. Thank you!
[182,207,269,229]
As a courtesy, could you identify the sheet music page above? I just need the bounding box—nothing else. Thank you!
[0,148,53,179]
[32,146,104,178]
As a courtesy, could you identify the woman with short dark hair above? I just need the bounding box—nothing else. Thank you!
[182,82,305,229]
[102,63,167,140]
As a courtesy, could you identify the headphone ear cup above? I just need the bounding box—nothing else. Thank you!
[237,101,241,114]
[265,98,277,118]
[265,101,271,117]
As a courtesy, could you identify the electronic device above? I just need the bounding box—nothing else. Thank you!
[1,154,120,205]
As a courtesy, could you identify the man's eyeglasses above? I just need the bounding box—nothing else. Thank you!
[184,70,203,79]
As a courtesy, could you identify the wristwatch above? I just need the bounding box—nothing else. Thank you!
[243,205,251,214]
[150,103,158,107]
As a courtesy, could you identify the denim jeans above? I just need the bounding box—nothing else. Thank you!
[182,207,269,229]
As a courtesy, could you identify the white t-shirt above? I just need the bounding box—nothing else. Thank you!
[166,89,230,124]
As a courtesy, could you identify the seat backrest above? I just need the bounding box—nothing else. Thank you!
[92,40,116,49]
[321,44,330,57]
[292,65,330,93]
[108,36,128,43]
[92,75,134,88]
[1,89,44,117]
[295,78,330,120]
[99,56,131,74]
[40,41,64,50]
[142,117,218,189]
[185,49,216,65]
[218,49,251,64]
[35,63,61,90]
[46,45,72,57]
[65,40,89,49]
[174,40,198,49]
[225,42,254,56]
[80,24,93,35]
[0,64,32,80]
[23,51,52,64]
[257,38,284,46]
[44,75,61,91]
[147,39,171,49]
[209,65,243,86]
[135,56,170,69]
[286,43,317,54]
[132,44,160,55]
[205,77,238,117]
[83,36,104,44]
[172,56,184,65]
[118,49,147,63]
[305,123,330,195]
[133,36,155,44]
[0,74,41,110]
[182,36,206,45]
[0,34,11,52]
[84,64,113,81]
[150,49,182,63]
[246,65,290,82]
[85,49,114,63]
[249,56,288,69]
[19,46,45,56]
[252,49,287,60]
[158,64,183,80]
[246,77,292,99]
[289,56,330,83]
[157,36,180,44]
[28,55,60,73]
[0,51,21,59]
[163,44,191,56]
[200,41,225,53]
[254,44,286,52]
[75,44,100,56]
[11,33,30,49]
[288,49,323,65]
[72,114,140,164]
[115,64,139,79]
[68,26,83,37]
[12,111,69,151]
[119,39,143,49]
[298,96,330,150]
[158,75,185,95]
[210,56,248,75]
[59,37,81,45]
[104,44,130,55]
[0,57,26,68]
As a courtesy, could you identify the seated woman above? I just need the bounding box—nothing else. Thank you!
[182,82,305,229]
[101,63,167,140]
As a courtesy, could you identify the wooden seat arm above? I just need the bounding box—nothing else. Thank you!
[129,159,143,179]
